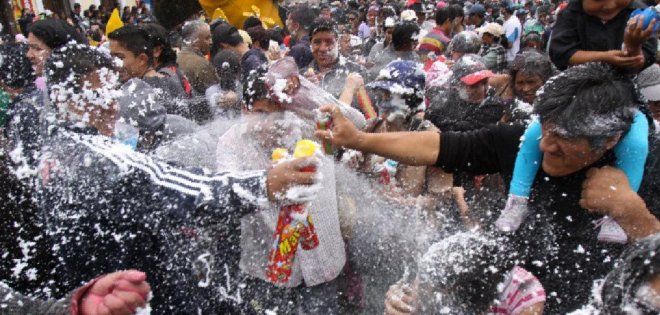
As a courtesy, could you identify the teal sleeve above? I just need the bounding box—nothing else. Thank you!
[613,111,649,192]
[509,119,543,197]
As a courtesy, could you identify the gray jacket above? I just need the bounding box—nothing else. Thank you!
[0,282,70,315]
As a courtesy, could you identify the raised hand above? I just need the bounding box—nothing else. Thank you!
[81,270,150,315]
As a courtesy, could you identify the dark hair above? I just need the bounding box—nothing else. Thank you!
[242,64,270,110]
[417,232,514,314]
[211,23,243,57]
[310,17,338,38]
[45,43,115,94]
[0,43,35,88]
[246,26,269,50]
[522,32,543,48]
[536,4,552,16]
[28,19,86,49]
[108,25,154,65]
[290,4,317,31]
[212,49,241,91]
[392,21,420,51]
[268,27,284,45]
[153,0,201,30]
[600,234,660,314]
[142,23,177,68]
[447,4,464,20]
[435,7,452,25]
[242,16,262,30]
[534,63,639,148]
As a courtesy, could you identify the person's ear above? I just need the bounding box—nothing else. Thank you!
[137,52,150,67]
[604,133,622,151]
[153,46,162,60]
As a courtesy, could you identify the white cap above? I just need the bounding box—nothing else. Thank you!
[400,9,418,22]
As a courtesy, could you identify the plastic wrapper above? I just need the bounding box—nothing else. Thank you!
[263,57,367,130]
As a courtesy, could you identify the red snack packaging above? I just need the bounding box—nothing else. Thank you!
[266,141,321,284]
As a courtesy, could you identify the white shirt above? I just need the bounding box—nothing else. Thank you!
[503,15,522,62]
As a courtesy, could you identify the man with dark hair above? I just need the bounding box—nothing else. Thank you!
[211,23,247,57]
[315,62,660,313]
[367,21,420,81]
[211,22,268,80]
[177,20,218,98]
[467,3,488,30]
[246,25,270,53]
[303,18,364,110]
[286,4,316,68]
[418,7,452,58]
[501,2,522,62]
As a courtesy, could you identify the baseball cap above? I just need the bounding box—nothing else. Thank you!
[469,4,486,16]
[451,54,494,86]
[639,63,660,101]
[476,22,505,37]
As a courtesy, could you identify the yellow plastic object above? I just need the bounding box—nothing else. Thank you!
[272,148,289,162]
[212,8,228,21]
[198,0,284,29]
[294,140,320,158]
[105,9,124,36]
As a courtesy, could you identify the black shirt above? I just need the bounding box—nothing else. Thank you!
[435,124,660,313]
[549,0,658,70]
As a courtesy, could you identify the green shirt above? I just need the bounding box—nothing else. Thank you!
[0,90,10,127]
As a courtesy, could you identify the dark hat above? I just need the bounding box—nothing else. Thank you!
[469,4,486,16]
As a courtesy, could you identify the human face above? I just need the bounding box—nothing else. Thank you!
[347,14,358,27]
[514,72,545,104]
[457,80,488,104]
[249,98,285,113]
[538,124,617,176]
[109,39,148,82]
[384,27,394,45]
[481,33,495,45]
[374,89,410,123]
[468,14,480,26]
[194,24,212,55]
[53,69,120,135]
[286,15,299,34]
[321,8,332,20]
[368,11,378,25]
[311,31,339,69]
[648,100,660,122]
[416,12,426,24]
[582,0,632,22]
[339,34,352,56]
[26,33,52,76]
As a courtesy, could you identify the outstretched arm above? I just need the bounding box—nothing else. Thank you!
[314,105,440,166]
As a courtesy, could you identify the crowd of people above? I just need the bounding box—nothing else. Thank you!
[1,0,660,314]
